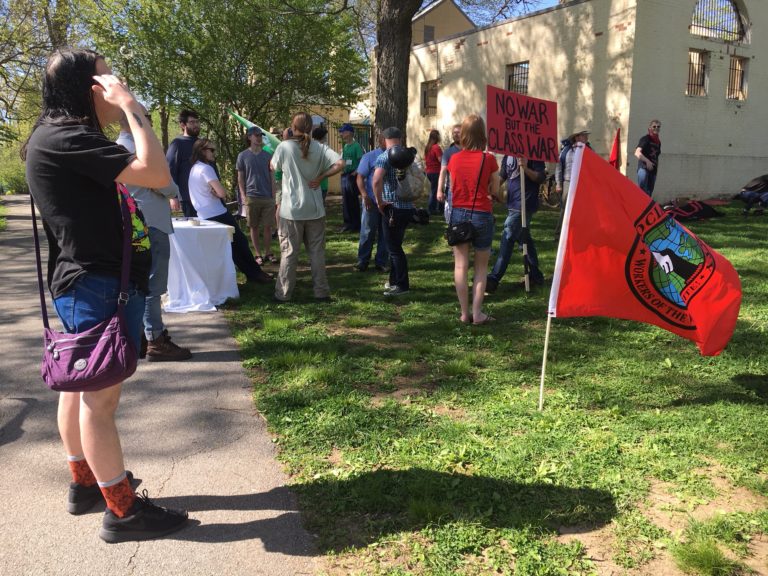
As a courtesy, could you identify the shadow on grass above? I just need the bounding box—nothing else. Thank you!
[667,373,768,407]
[295,467,617,552]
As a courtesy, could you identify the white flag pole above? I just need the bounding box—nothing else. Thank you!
[519,162,530,293]
[538,314,553,411]
[540,144,585,410]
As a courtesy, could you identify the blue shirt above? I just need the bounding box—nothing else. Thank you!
[500,156,545,213]
[357,147,385,200]
[375,150,414,209]
[441,143,461,192]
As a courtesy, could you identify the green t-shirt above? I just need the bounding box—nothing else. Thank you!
[342,141,364,174]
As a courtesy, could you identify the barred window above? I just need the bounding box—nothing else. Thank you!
[421,80,438,117]
[690,0,745,42]
[686,49,709,97]
[506,61,529,95]
[726,56,747,100]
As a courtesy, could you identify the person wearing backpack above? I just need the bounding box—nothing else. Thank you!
[373,127,416,297]
[554,129,590,240]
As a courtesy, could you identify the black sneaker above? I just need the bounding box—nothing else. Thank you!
[485,278,499,295]
[99,489,189,543]
[68,471,136,515]
[352,262,368,272]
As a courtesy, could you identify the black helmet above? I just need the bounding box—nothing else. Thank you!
[387,145,416,170]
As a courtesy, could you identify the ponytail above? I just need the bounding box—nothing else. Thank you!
[290,112,314,159]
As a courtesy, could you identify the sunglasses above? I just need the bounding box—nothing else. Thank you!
[651,125,661,129]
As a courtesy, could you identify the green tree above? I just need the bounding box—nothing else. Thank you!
[82,0,367,190]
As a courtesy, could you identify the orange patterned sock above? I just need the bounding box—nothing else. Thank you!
[99,476,136,518]
[67,456,97,486]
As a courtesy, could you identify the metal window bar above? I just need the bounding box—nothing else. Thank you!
[690,0,744,42]
[421,81,438,117]
[686,50,707,97]
[506,62,529,95]
[727,56,746,100]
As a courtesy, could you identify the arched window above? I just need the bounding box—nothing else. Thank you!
[690,0,745,42]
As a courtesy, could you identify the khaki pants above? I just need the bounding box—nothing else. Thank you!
[275,217,330,300]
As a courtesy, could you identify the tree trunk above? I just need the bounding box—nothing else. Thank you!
[160,100,169,151]
[373,0,422,137]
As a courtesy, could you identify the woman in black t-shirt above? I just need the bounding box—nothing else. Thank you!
[634,119,662,197]
[22,48,188,542]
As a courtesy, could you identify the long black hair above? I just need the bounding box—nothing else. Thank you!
[21,48,104,159]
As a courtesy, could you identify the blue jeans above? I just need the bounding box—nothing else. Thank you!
[53,273,145,353]
[637,166,657,197]
[488,209,543,284]
[144,227,170,340]
[450,207,495,250]
[427,173,443,214]
[341,174,361,231]
[357,203,389,268]
[207,211,264,280]
[382,207,413,290]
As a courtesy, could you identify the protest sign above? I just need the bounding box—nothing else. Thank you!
[486,85,558,163]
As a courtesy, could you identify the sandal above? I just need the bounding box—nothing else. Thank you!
[265,253,278,263]
[472,315,496,326]
[255,255,264,266]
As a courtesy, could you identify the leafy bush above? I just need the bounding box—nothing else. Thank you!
[0,146,28,195]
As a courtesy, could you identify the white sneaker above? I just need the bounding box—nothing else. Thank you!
[384,286,409,296]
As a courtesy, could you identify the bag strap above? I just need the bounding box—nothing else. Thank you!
[448,152,486,226]
[32,184,133,330]
[467,152,486,218]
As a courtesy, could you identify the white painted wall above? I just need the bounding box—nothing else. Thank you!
[407,0,766,202]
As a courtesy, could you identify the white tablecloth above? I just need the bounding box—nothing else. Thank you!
[164,219,239,313]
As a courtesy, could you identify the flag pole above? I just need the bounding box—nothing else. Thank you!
[539,314,553,411]
[519,161,530,292]
[540,144,584,411]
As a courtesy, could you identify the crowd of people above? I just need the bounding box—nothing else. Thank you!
[25,46,669,545]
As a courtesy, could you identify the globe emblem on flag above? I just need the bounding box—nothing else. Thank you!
[625,203,715,330]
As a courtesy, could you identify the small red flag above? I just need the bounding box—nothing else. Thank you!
[609,128,621,170]
[549,146,741,356]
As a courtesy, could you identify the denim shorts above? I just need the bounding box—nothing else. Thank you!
[53,273,145,353]
[450,207,495,250]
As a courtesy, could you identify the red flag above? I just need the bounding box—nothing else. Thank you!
[609,128,621,170]
[549,146,741,356]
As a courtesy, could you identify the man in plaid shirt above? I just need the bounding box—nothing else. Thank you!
[373,127,415,296]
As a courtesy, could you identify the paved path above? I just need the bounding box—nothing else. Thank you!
[0,195,317,575]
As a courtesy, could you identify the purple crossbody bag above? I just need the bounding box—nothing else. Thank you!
[32,186,138,392]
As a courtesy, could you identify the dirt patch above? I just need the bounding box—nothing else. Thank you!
[743,533,768,574]
[327,447,343,465]
[432,404,466,419]
[329,324,404,350]
[557,523,685,576]
[558,523,619,572]
[642,468,768,536]
[368,362,436,407]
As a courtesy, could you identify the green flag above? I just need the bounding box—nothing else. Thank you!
[227,109,281,153]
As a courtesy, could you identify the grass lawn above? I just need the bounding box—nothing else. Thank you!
[224,200,767,576]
